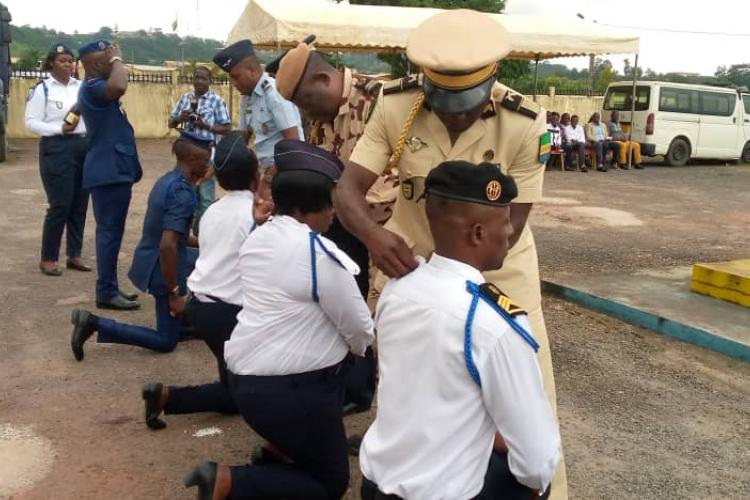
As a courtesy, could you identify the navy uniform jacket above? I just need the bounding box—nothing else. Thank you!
[78,78,143,189]
[127,169,197,295]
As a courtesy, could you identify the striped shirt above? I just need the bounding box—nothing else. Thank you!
[170,90,230,142]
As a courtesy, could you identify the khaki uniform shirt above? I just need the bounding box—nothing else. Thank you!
[350,81,548,311]
[309,68,399,222]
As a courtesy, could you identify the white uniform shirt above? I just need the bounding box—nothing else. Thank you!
[224,215,374,375]
[360,254,560,499]
[187,190,255,305]
[24,76,86,136]
[562,124,585,143]
[548,124,562,147]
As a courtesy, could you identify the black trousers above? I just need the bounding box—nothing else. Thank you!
[38,135,89,262]
[361,451,550,500]
[324,218,375,413]
[227,361,350,499]
[164,296,240,415]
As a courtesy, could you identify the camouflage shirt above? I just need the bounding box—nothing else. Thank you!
[309,68,398,218]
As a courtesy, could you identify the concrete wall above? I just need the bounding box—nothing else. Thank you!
[533,94,605,121]
[8,79,243,140]
[8,79,603,139]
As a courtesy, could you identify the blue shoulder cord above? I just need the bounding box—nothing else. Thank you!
[309,231,344,303]
[463,280,541,387]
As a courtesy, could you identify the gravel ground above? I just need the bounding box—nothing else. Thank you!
[1,140,748,499]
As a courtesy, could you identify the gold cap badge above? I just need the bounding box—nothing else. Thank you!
[486,180,501,201]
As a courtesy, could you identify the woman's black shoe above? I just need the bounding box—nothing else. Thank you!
[184,461,217,500]
[142,383,166,430]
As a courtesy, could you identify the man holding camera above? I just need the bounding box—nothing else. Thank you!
[169,66,231,233]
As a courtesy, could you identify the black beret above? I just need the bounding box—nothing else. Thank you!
[274,140,343,181]
[425,161,517,207]
[213,132,253,172]
[213,40,255,72]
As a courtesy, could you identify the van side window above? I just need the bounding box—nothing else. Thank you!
[699,91,736,117]
[743,95,750,114]
[659,88,698,113]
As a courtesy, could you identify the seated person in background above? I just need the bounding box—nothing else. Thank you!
[560,113,570,127]
[585,112,620,172]
[69,132,209,359]
[608,110,644,170]
[546,112,563,169]
[562,114,587,172]
[359,161,560,500]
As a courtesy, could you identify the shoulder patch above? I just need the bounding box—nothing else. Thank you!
[365,91,381,125]
[383,75,421,96]
[262,79,272,93]
[499,90,540,120]
[479,283,526,317]
[26,79,45,102]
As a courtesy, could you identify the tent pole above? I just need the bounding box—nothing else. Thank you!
[533,56,540,102]
[628,53,639,169]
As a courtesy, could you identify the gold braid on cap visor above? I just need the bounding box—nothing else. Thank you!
[422,63,497,90]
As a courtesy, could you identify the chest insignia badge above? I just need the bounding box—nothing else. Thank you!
[483,149,495,162]
[55,101,63,110]
[406,136,428,153]
[261,122,270,135]
[401,178,415,200]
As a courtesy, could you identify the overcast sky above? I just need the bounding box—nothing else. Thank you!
[7,0,750,75]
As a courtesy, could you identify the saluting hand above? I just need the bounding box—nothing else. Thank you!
[105,43,123,62]
[365,226,418,278]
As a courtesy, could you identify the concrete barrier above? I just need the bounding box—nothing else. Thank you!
[9,79,603,139]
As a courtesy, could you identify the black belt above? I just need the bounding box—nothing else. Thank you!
[41,134,87,141]
[229,355,352,389]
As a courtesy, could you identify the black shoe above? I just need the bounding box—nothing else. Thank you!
[347,434,363,456]
[634,164,644,170]
[597,165,608,172]
[39,263,63,276]
[70,309,97,361]
[621,164,631,170]
[184,462,217,500]
[96,295,141,311]
[118,290,139,301]
[66,260,92,272]
[142,383,166,430]
[580,166,588,173]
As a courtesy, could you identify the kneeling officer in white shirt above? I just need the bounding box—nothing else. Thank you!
[184,139,375,500]
[360,161,561,500]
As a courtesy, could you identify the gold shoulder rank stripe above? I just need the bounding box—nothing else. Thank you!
[499,90,539,120]
[479,282,527,317]
[383,75,421,96]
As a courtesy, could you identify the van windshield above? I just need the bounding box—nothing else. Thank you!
[603,86,650,111]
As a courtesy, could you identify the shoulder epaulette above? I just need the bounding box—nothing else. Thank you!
[383,75,421,96]
[499,89,541,120]
[363,80,384,124]
[26,78,46,102]
[261,79,272,93]
[479,282,526,317]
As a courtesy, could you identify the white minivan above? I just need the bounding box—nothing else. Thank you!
[602,81,750,165]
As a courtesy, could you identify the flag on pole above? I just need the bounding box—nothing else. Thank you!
[171,15,178,33]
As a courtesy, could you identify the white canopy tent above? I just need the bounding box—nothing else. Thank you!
[226,0,639,59]
[226,0,642,166]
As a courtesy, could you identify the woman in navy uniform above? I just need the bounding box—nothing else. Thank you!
[184,140,374,500]
[141,132,264,429]
[68,132,211,359]
[24,43,90,276]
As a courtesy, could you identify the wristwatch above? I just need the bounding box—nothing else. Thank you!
[109,56,123,64]
[169,285,180,297]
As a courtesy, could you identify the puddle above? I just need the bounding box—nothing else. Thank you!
[0,424,55,496]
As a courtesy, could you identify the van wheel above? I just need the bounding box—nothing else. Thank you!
[666,138,690,166]
[742,141,750,164]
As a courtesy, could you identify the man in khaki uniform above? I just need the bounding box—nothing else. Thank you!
[334,9,567,499]
[275,42,398,223]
